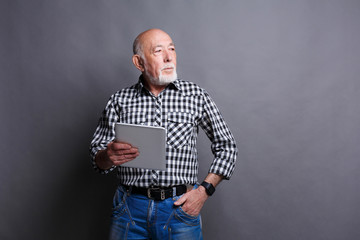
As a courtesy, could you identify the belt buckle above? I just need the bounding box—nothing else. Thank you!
[147,188,153,199]
[160,189,165,200]
[147,187,166,200]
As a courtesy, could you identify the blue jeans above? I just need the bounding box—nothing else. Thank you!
[109,185,203,240]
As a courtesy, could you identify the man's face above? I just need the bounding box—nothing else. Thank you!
[140,31,177,85]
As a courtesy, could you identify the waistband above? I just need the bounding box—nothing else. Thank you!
[122,185,189,201]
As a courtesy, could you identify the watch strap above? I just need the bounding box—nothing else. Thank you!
[201,181,216,196]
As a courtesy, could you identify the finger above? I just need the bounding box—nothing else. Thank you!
[113,152,139,165]
[121,152,139,160]
[119,147,139,155]
[182,205,199,217]
[111,151,139,165]
[112,142,132,151]
[113,157,133,166]
[112,148,139,159]
[114,152,136,159]
[174,194,187,206]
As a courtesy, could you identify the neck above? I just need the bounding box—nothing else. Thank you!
[148,85,166,97]
[142,77,167,97]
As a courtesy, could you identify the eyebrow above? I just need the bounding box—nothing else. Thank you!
[154,43,175,48]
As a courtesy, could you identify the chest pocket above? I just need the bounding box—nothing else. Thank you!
[119,111,147,125]
[167,112,195,149]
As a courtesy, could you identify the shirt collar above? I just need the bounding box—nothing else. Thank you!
[135,75,183,97]
[171,79,181,91]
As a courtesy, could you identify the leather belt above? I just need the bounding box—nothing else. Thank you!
[124,185,187,201]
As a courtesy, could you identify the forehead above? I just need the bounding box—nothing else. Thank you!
[142,31,174,50]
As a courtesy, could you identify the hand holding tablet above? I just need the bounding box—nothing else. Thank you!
[115,123,166,170]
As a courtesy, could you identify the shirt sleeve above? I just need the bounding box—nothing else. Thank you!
[199,91,238,180]
[89,94,120,174]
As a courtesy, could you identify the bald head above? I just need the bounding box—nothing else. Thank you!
[133,29,172,56]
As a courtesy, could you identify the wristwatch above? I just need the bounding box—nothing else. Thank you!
[201,181,216,196]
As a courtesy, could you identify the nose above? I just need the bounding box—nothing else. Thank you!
[163,50,172,62]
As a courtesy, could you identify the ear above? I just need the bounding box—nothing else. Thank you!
[132,55,144,72]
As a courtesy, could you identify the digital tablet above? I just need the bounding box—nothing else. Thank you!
[115,123,166,170]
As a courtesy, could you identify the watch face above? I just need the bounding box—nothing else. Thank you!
[201,181,215,196]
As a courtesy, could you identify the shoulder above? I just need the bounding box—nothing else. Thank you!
[109,82,139,102]
[176,79,207,97]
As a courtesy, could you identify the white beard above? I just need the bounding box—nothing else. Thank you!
[147,63,177,86]
[158,69,177,85]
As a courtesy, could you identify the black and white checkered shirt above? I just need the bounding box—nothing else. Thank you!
[90,77,238,187]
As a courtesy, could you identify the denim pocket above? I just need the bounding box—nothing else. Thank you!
[109,187,133,239]
[174,206,201,226]
[111,187,127,220]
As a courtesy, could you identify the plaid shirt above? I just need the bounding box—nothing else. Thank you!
[90,77,237,187]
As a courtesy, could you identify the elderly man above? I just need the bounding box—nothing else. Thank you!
[90,29,237,240]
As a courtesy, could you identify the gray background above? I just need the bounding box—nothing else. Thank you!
[1,0,359,239]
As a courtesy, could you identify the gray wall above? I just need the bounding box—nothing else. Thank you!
[1,1,360,239]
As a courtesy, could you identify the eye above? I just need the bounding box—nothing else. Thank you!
[154,48,162,53]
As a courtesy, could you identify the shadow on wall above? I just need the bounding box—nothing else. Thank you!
[0,62,136,239]
[12,122,119,240]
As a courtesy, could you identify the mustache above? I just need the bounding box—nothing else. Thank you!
[161,63,175,71]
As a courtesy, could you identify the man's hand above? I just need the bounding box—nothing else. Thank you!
[106,141,139,166]
[95,141,139,170]
[173,173,223,216]
[173,186,209,216]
